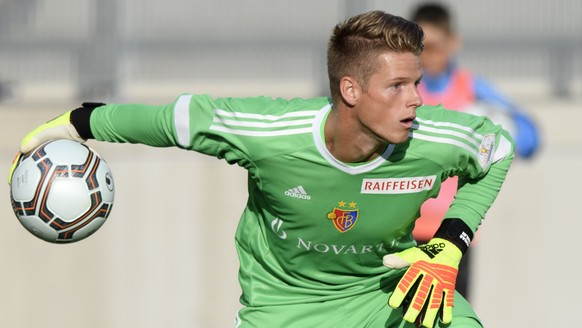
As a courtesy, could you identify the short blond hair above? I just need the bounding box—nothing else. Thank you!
[327,11,424,102]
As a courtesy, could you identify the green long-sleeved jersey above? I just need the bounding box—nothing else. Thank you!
[89,94,514,307]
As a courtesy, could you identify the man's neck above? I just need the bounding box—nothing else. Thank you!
[324,106,386,163]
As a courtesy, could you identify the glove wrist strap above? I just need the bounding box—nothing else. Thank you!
[433,218,473,254]
[70,102,105,139]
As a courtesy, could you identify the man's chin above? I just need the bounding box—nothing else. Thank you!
[387,134,410,145]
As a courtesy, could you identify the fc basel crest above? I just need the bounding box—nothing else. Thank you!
[326,201,358,233]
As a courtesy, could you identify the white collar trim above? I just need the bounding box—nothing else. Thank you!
[312,104,395,175]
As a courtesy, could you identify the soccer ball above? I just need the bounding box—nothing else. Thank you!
[10,139,115,243]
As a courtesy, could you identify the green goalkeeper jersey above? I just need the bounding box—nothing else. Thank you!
[89,94,513,307]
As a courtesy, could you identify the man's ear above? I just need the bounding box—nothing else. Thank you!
[339,76,360,107]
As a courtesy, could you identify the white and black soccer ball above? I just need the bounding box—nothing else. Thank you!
[10,139,114,243]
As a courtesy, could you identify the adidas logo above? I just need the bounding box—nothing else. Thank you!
[284,186,311,200]
[460,231,471,247]
[419,242,445,259]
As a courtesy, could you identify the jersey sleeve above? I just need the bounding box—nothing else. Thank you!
[89,101,179,147]
[414,105,515,233]
[441,109,515,232]
[89,94,325,168]
[88,94,255,167]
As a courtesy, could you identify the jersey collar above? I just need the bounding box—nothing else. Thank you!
[312,103,395,175]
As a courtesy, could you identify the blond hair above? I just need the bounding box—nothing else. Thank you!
[327,11,424,101]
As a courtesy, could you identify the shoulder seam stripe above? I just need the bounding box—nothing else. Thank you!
[415,117,483,139]
[210,125,312,137]
[214,109,319,121]
[410,132,477,156]
[212,117,313,129]
[413,123,481,149]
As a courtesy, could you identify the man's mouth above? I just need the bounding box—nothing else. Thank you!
[400,116,416,128]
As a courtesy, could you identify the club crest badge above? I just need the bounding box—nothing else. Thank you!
[326,200,358,233]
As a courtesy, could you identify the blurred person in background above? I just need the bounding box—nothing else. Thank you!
[410,2,541,300]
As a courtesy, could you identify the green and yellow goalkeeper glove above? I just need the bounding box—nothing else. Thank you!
[7,103,102,185]
[20,111,84,154]
[383,219,473,328]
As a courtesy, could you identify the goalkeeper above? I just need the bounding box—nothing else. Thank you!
[10,10,513,328]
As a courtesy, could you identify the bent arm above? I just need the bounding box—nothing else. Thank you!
[445,130,514,232]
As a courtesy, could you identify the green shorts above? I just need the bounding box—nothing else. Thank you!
[235,287,482,328]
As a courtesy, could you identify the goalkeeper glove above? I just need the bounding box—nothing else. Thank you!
[7,102,102,185]
[383,219,473,328]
